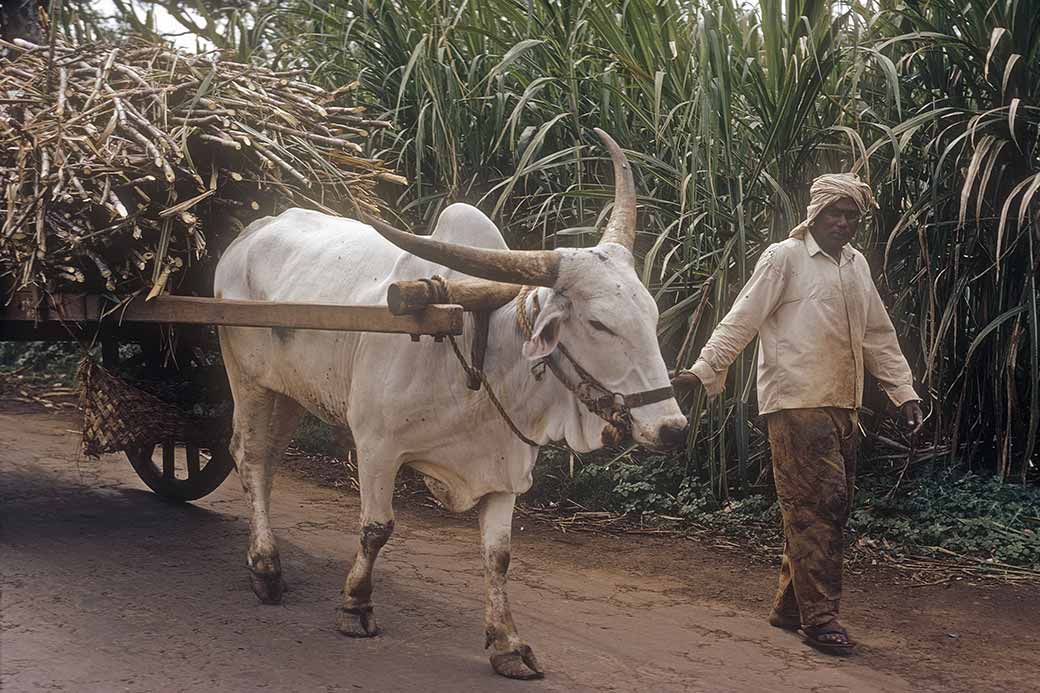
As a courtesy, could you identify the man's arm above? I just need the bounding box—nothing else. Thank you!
[862,280,923,432]
[676,246,787,397]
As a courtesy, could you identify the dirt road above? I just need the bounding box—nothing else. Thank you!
[2,402,1039,692]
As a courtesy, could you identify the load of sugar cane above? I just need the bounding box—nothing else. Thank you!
[0,36,404,301]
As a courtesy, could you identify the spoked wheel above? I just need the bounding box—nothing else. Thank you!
[125,441,235,502]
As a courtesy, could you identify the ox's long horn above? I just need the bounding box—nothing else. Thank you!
[361,214,560,287]
[594,128,636,252]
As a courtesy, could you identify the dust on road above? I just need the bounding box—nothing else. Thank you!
[2,402,1038,692]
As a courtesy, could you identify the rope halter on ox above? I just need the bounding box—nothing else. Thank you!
[426,277,675,448]
[513,286,674,447]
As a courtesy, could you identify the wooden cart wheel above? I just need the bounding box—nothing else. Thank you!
[125,441,235,502]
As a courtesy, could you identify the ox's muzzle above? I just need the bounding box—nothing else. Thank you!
[583,385,678,448]
[656,419,690,449]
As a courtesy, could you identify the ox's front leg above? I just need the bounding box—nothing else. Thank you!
[229,387,303,605]
[481,492,543,680]
[337,462,396,637]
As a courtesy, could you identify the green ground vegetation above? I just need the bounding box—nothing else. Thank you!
[528,447,1040,570]
[0,341,81,384]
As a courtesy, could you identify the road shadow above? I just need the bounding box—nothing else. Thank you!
[0,459,507,690]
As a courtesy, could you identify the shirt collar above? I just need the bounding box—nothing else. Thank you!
[805,230,855,265]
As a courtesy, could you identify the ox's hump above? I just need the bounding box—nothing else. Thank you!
[430,203,509,251]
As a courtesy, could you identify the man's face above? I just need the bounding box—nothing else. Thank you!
[812,197,861,253]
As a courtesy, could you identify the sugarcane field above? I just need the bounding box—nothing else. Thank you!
[1,1,1038,691]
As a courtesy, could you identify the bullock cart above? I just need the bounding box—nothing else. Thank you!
[1,35,425,502]
[0,288,463,501]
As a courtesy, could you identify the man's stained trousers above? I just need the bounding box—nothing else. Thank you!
[767,407,859,627]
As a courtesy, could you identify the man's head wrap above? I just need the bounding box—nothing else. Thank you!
[789,172,878,239]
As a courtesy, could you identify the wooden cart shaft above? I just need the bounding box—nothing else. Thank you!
[1,291,463,338]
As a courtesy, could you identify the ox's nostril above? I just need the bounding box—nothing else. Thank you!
[659,422,689,448]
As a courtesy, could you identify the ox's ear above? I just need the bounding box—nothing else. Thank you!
[522,295,571,361]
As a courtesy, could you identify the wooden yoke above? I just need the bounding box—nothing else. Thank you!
[387,278,522,315]
[387,278,523,392]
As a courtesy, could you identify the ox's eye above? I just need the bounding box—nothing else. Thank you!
[589,319,616,336]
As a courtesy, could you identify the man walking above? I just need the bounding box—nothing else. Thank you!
[673,173,924,652]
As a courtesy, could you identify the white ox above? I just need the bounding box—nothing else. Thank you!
[214,130,688,680]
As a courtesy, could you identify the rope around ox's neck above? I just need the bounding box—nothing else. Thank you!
[426,276,540,447]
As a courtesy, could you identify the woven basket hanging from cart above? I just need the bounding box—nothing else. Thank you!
[77,359,226,457]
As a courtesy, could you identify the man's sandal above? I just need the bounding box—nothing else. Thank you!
[802,621,856,654]
[767,610,801,631]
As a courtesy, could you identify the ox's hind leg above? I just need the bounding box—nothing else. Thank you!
[337,458,396,637]
[228,382,303,604]
[481,492,543,680]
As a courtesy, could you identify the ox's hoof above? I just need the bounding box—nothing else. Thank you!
[250,571,286,605]
[336,605,380,637]
[490,645,544,680]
